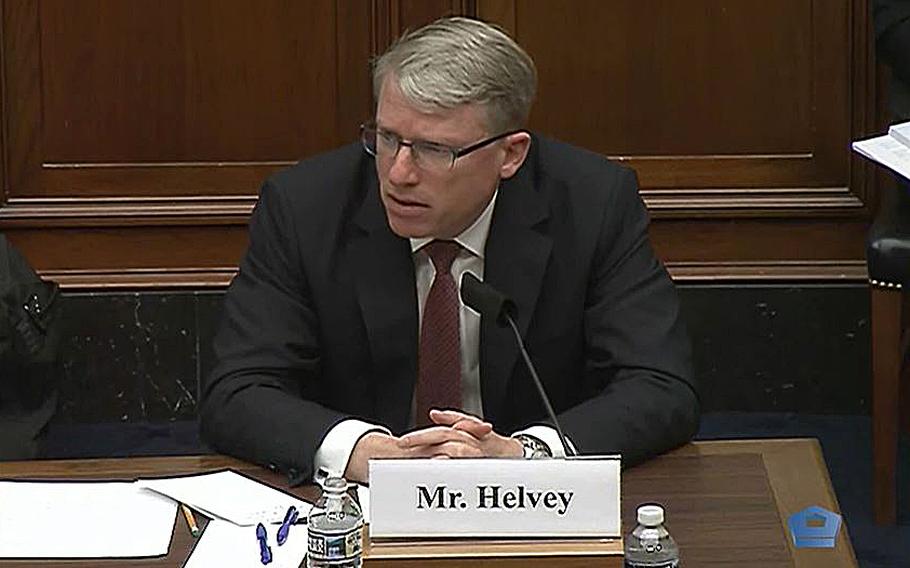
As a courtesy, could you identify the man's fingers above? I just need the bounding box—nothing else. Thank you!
[398,426,482,449]
[436,442,484,458]
[451,420,493,437]
[428,409,493,437]
[429,408,477,425]
[407,441,484,459]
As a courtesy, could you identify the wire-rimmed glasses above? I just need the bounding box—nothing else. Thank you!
[360,123,526,172]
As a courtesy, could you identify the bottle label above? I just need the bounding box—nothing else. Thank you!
[624,561,678,568]
[308,526,363,562]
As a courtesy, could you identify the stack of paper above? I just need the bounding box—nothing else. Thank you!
[890,122,910,148]
[852,120,910,179]
[0,480,176,558]
[137,470,313,567]
[138,470,312,525]
[0,469,316,567]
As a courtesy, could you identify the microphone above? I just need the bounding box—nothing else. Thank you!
[460,272,576,457]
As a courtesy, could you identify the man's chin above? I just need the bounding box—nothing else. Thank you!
[387,216,432,239]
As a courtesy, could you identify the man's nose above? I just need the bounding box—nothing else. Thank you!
[387,146,420,185]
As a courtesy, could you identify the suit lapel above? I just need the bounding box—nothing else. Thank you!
[481,155,552,424]
[350,176,417,433]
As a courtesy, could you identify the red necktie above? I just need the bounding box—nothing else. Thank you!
[415,240,462,426]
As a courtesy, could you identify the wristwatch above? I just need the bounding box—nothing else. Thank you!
[516,434,552,459]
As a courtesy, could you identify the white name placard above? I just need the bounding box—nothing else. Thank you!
[368,456,620,538]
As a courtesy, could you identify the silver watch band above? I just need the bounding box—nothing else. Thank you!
[516,434,552,459]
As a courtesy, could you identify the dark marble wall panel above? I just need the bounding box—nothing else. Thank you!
[48,284,871,426]
[678,284,870,414]
[57,293,199,423]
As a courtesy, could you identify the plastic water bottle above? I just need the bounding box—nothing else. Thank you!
[307,476,363,568]
[624,504,680,568]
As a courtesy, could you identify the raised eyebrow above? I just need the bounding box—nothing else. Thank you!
[375,126,401,139]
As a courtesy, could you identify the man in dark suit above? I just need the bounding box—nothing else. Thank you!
[874,0,910,122]
[0,235,60,460]
[870,0,910,274]
[200,17,698,485]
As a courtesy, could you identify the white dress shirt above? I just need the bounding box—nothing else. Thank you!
[313,192,570,480]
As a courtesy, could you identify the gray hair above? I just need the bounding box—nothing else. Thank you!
[372,17,537,134]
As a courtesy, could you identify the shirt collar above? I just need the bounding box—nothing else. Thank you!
[410,189,498,259]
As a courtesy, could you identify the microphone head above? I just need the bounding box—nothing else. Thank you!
[460,272,516,327]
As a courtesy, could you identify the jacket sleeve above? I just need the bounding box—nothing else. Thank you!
[558,166,699,466]
[199,181,345,485]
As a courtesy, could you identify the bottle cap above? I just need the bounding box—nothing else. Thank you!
[637,504,665,526]
[323,476,349,491]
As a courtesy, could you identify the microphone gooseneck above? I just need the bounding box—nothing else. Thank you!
[460,273,576,457]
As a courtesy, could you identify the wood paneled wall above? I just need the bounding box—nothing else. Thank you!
[0,0,875,289]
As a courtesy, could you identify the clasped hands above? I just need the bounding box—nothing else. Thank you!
[344,409,522,483]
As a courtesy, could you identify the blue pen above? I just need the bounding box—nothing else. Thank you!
[256,523,272,565]
[277,505,299,546]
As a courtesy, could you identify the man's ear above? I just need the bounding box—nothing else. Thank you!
[499,131,532,179]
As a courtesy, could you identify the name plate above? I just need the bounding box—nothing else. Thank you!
[368,457,620,538]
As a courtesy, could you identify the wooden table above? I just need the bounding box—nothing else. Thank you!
[0,439,857,567]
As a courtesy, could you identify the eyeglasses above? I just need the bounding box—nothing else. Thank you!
[360,123,526,172]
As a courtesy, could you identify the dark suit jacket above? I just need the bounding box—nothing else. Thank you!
[0,235,60,460]
[875,0,910,119]
[200,134,699,484]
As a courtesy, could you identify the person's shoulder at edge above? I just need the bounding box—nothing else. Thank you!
[525,133,636,190]
[521,133,640,222]
[262,141,372,204]
[247,141,377,251]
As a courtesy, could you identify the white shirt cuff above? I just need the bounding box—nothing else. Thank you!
[513,425,576,458]
[313,419,391,481]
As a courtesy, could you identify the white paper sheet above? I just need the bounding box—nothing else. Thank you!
[137,470,312,526]
[852,133,910,179]
[184,519,308,568]
[0,480,176,558]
